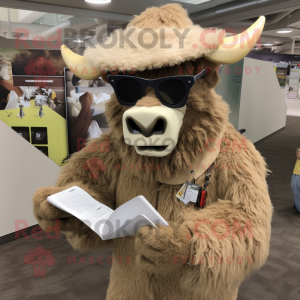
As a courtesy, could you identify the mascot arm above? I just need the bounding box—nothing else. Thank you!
[179,139,273,295]
[32,134,121,250]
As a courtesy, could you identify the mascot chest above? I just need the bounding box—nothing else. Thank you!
[114,169,218,222]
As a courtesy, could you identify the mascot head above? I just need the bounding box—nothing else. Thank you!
[61,4,264,181]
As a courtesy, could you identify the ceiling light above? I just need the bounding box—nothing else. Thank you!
[85,0,111,3]
[277,29,292,33]
[264,43,273,46]
[73,39,83,43]
[171,0,211,3]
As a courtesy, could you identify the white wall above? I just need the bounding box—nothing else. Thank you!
[238,57,287,143]
[0,8,44,23]
[0,121,61,237]
[0,8,18,22]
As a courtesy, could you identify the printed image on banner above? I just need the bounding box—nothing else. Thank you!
[0,49,66,76]
[0,49,68,166]
[65,68,114,155]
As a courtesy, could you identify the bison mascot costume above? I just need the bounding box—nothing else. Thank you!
[33,4,272,300]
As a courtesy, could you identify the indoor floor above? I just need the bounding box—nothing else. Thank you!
[0,116,299,300]
[286,98,300,117]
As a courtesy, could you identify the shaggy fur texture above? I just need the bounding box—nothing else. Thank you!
[32,4,272,300]
[84,4,223,71]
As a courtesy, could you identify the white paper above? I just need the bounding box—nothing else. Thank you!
[47,186,168,240]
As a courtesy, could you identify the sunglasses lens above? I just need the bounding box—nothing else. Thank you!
[159,79,186,106]
[116,78,141,104]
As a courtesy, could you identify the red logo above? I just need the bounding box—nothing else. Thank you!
[84,157,106,179]
[24,57,57,76]
[24,247,56,277]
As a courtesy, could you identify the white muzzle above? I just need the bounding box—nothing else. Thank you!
[122,105,186,157]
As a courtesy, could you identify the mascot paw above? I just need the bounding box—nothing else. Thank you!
[135,222,191,273]
[33,187,90,234]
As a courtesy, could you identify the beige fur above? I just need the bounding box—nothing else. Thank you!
[136,88,161,107]
[32,4,272,300]
[84,4,223,72]
[130,4,193,29]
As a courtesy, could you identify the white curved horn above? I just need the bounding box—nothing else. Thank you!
[60,45,103,80]
[204,16,266,65]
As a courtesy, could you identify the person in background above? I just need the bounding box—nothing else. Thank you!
[70,92,102,154]
[88,77,106,87]
[291,147,300,213]
[72,74,81,93]
[287,61,291,76]
[0,62,23,110]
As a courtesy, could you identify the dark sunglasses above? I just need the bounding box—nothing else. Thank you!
[107,69,206,108]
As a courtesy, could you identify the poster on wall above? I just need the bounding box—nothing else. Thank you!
[0,49,68,166]
[13,76,66,116]
[0,49,66,76]
[65,68,114,155]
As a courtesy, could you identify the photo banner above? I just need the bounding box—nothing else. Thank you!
[65,68,114,155]
[0,49,66,76]
[0,49,68,166]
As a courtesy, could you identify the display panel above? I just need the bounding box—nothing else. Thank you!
[0,49,68,166]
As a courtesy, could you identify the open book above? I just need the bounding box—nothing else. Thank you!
[47,186,168,240]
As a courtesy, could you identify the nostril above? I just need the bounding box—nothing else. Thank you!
[127,118,142,134]
[126,117,166,137]
[153,119,166,135]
